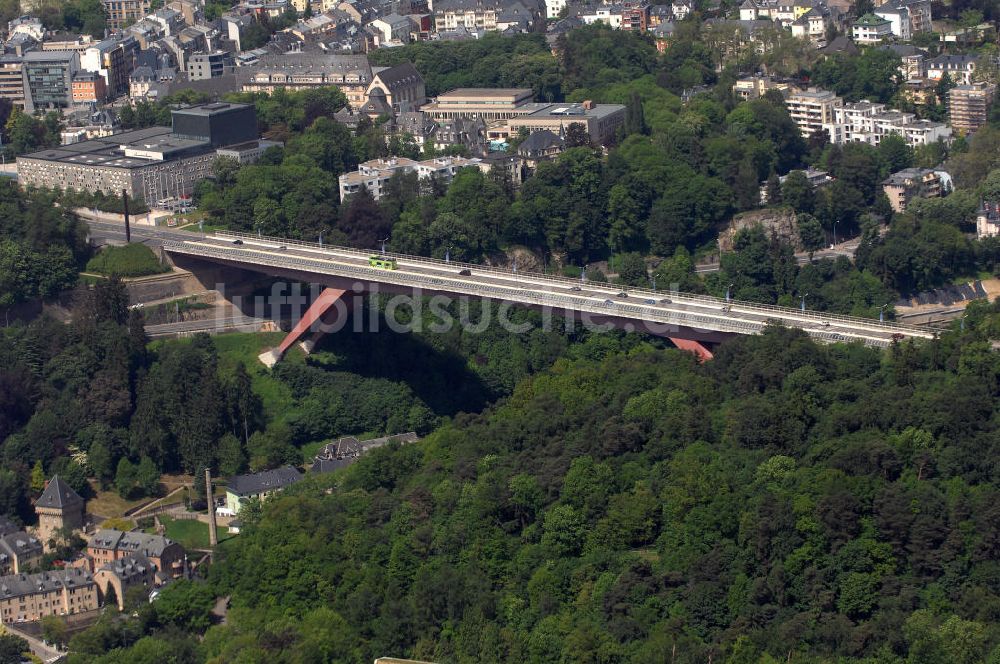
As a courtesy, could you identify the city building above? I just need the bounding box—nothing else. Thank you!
[369,13,416,44]
[504,101,626,146]
[86,530,185,578]
[366,62,426,112]
[732,75,795,100]
[0,568,98,622]
[852,13,892,44]
[926,54,979,85]
[243,53,373,109]
[621,1,651,31]
[759,167,832,203]
[421,88,535,120]
[22,50,81,112]
[0,56,25,107]
[433,0,543,32]
[338,156,488,201]
[216,139,283,164]
[882,167,943,213]
[949,82,996,133]
[821,100,951,147]
[92,553,157,609]
[874,0,931,40]
[72,71,108,104]
[80,37,138,100]
[976,200,1000,239]
[785,88,843,138]
[0,528,42,575]
[226,466,303,514]
[187,51,235,81]
[18,102,261,204]
[103,0,153,30]
[34,476,85,552]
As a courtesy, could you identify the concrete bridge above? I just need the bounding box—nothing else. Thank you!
[151,230,935,366]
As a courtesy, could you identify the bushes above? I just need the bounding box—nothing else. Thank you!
[85,244,168,278]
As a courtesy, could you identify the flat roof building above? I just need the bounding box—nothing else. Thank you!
[18,102,260,204]
[949,82,995,134]
[785,87,843,138]
[506,101,626,146]
[422,88,535,120]
[22,50,80,112]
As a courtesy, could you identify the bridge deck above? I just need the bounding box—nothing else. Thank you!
[161,231,936,349]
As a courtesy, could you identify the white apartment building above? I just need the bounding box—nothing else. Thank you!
[785,88,843,138]
[822,100,950,147]
[339,156,488,201]
[852,13,892,44]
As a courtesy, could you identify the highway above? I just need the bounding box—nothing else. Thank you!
[101,220,934,348]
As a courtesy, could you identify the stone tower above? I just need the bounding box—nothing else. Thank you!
[35,476,85,551]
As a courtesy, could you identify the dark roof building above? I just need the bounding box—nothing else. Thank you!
[36,476,83,511]
[228,466,304,497]
[311,433,419,474]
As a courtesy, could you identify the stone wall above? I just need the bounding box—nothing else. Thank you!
[718,207,802,253]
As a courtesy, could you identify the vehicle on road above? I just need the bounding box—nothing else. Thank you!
[644,299,655,304]
[570,286,582,291]
[232,239,243,245]
[459,268,472,276]
[277,245,287,251]
[617,292,628,298]
[369,256,398,270]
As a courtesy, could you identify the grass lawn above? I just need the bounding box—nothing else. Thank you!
[86,243,169,277]
[87,484,148,519]
[156,515,232,549]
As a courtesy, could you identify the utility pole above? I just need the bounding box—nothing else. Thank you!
[122,189,131,243]
[205,468,218,547]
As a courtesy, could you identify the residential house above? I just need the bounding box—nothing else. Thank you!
[977,200,1000,239]
[882,167,943,212]
[874,0,931,40]
[926,54,979,85]
[759,168,833,204]
[369,12,415,44]
[394,110,437,147]
[433,116,486,152]
[671,0,692,19]
[852,13,892,44]
[311,432,419,473]
[791,5,832,45]
[225,467,303,514]
[0,569,98,623]
[516,127,564,170]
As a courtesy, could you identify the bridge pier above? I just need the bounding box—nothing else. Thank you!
[669,338,714,362]
[258,287,349,368]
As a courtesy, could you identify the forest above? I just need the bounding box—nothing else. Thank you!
[54,301,1000,664]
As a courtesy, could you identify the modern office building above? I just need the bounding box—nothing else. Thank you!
[505,101,627,145]
[949,82,996,133]
[18,102,260,204]
[187,51,235,81]
[22,50,81,112]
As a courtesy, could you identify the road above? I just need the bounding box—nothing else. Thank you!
[143,315,268,338]
[693,241,860,274]
[140,227,932,348]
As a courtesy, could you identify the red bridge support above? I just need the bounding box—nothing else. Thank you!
[669,337,714,362]
[258,287,348,367]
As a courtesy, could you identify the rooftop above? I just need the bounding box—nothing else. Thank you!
[0,568,93,601]
[36,476,84,511]
[228,466,303,496]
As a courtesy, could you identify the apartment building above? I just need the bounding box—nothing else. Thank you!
[0,520,42,575]
[72,71,108,104]
[874,0,931,40]
[822,100,951,147]
[949,82,996,133]
[0,569,98,623]
[22,50,81,112]
[87,530,185,579]
[977,201,1000,240]
[80,37,138,99]
[621,1,651,31]
[433,0,542,32]
[93,553,157,610]
[339,156,488,201]
[733,76,795,100]
[103,0,153,29]
[882,167,942,213]
[785,88,843,138]
[0,56,25,107]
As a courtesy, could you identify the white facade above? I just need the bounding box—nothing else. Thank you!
[338,156,487,201]
[785,88,843,138]
[822,100,951,148]
[545,0,566,18]
[874,7,910,40]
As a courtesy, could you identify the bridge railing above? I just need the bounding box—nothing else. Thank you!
[207,230,933,338]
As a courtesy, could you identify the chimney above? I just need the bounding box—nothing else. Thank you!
[205,468,218,547]
[582,99,594,110]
